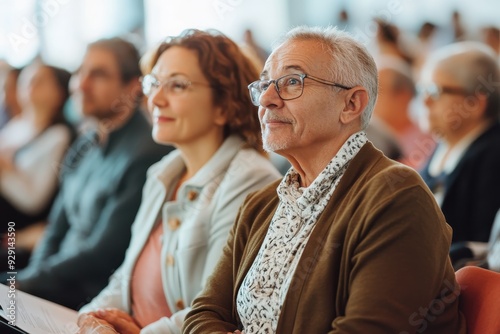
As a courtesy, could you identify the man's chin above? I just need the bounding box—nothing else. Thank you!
[263,141,287,153]
[263,133,289,153]
[80,101,95,116]
[80,108,92,117]
[81,105,105,119]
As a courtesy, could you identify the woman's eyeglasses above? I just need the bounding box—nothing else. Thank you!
[141,74,212,97]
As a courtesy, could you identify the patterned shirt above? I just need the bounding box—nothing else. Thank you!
[236,131,368,333]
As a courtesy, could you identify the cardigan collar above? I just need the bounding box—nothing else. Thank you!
[277,131,368,219]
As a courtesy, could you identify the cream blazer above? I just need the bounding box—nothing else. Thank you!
[79,135,281,334]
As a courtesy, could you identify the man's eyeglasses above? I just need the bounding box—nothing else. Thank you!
[418,83,471,101]
[141,73,211,97]
[247,73,352,107]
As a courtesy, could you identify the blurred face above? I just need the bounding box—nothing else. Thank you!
[423,66,476,139]
[373,69,413,126]
[4,71,21,116]
[258,39,346,154]
[373,69,393,119]
[76,47,129,119]
[147,46,226,147]
[17,64,64,113]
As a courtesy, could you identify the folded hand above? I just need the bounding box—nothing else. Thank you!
[88,308,141,334]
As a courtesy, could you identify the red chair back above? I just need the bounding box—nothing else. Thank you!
[455,266,500,334]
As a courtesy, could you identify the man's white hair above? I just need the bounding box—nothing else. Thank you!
[272,26,378,129]
[422,41,500,120]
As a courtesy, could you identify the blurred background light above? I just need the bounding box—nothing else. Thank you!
[0,0,498,71]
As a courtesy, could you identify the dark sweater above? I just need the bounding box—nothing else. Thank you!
[14,110,172,309]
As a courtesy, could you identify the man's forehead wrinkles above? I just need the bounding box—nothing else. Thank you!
[264,56,324,78]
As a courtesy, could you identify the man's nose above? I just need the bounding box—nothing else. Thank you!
[259,83,284,109]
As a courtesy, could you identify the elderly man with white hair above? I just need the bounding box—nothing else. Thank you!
[419,41,500,267]
[184,26,466,334]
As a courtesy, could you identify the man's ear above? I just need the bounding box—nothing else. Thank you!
[468,92,488,121]
[340,87,369,125]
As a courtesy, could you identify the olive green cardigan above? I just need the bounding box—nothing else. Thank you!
[184,143,467,334]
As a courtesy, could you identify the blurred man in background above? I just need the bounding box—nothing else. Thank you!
[1,38,171,309]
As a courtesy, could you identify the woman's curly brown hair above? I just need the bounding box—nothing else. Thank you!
[141,29,264,153]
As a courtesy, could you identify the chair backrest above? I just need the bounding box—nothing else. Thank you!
[455,266,500,334]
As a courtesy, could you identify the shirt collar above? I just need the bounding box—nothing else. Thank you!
[277,131,368,210]
[155,135,246,194]
[79,110,141,155]
[429,122,490,176]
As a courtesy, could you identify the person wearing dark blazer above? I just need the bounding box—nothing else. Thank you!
[418,41,500,265]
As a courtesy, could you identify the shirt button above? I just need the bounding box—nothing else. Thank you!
[175,299,185,310]
[166,254,175,266]
[168,218,181,231]
[187,190,198,201]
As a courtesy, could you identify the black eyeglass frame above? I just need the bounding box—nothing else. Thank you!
[247,73,353,106]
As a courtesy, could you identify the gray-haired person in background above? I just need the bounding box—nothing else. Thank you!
[419,42,500,269]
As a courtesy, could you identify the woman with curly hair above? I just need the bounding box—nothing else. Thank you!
[77,29,280,334]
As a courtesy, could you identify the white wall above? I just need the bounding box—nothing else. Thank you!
[0,0,498,70]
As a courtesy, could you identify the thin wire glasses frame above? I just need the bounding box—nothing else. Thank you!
[247,73,353,106]
[141,73,212,97]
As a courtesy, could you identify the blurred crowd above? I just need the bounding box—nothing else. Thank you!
[0,8,499,334]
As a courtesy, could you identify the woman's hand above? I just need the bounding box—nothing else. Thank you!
[77,313,117,334]
[89,308,141,334]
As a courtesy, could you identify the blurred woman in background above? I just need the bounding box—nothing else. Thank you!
[0,65,22,129]
[0,62,73,269]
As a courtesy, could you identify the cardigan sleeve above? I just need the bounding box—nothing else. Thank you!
[330,184,462,334]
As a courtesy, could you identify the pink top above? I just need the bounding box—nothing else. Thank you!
[130,222,172,328]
